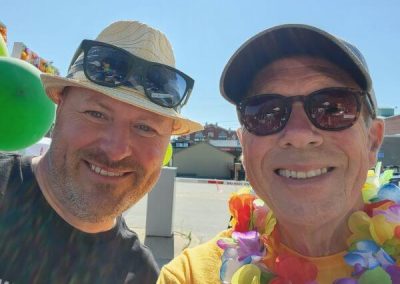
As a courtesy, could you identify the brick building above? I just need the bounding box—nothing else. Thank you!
[384,115,400,135]
[179,123,237,142]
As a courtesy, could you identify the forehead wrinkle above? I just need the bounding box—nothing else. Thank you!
[308,65,357,85]
[248,57,359,96]
[80,92,113,109]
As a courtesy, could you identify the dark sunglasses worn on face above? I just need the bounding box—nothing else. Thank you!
[237,87,376,136]
[67,40,194,109]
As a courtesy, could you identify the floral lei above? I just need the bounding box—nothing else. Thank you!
[217,164,400,284]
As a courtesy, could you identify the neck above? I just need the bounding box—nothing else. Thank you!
[32,155,116,234]
[276,201,364,257]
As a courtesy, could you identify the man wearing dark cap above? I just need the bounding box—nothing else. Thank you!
[158,24,390,283]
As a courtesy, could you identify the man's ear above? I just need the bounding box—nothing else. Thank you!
[55,89,68,116]
[236,127,246,171]
[368,118,385,168]
[237,127,243,144]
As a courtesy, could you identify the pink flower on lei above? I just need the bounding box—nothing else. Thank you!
[217,230,265,282]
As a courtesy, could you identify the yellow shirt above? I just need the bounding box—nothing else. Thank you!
[157,231,227,284]
[280,244,353,283]
[158,230,353,284]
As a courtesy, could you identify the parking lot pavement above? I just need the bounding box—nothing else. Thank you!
[123,180,242,266]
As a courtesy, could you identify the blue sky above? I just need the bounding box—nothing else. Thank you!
[2,0,399,130]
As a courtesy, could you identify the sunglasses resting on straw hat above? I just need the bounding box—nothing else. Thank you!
[41,21,203,135]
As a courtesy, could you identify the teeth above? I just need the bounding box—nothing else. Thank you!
[278,168,329,179]
[297,172,306,178]
[90,164,124,177]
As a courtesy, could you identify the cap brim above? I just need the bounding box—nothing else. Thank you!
[41,73,203,135]
[220,24,374,108]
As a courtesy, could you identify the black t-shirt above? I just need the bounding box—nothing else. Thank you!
[0,153,159,284]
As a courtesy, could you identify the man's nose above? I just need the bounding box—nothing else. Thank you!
[278,103,323,149]
[99,125,133,161]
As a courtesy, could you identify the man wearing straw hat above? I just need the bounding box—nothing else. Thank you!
[158,24,390,283]
[0,21,202,283]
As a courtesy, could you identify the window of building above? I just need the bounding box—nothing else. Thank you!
[194,132,204,141]
[218,131,227,139]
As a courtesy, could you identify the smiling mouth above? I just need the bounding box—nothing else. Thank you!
[275,167,334,179]
[87,162,127,177]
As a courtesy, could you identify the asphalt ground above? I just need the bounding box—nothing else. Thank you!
[123,180,242,266]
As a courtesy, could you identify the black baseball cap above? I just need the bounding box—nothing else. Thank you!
[220,24,377,116]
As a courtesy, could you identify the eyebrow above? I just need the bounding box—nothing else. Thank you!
[96,101,113,112]
[83,97,113,113]
[83,96,172,125]
[311,65,356,84]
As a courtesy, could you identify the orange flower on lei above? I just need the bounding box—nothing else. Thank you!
[229,191,256,232]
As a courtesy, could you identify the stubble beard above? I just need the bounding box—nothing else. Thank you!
[46,141,161,224]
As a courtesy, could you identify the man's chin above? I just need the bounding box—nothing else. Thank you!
[71,202,121,223]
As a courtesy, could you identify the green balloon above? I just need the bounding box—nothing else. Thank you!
[0,36,8,57]
[0,57,55,151]
[163,143,173,166]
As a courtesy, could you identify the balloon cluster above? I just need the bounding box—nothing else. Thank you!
[0,22,7,43]
[0,37,55,151]
[0,36,169,159]
[0,34,8,57]
[19,46,59,75]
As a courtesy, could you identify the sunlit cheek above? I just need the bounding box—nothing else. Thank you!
[345,139,370,201]
[60,116,104,147]
[241,146,251,173]
[136,142,167,168]
[242,140,265,192]
[242,136,257,163]
[245,137,269,173]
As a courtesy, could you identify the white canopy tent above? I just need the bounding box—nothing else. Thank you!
[20,137,52,156]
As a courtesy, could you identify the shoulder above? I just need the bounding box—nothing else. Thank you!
[116,218,160,272]
[98,219,160,283]
[0,152,21,170]
[157,229,231,284]
[181,229,231,260]
[0,153,24,196]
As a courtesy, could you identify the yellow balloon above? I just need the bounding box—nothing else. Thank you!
[163,143,173,166]
[231,264,261,284]
[0,35,8,57]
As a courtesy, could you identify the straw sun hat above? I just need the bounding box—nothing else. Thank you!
[41,21,203,135]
